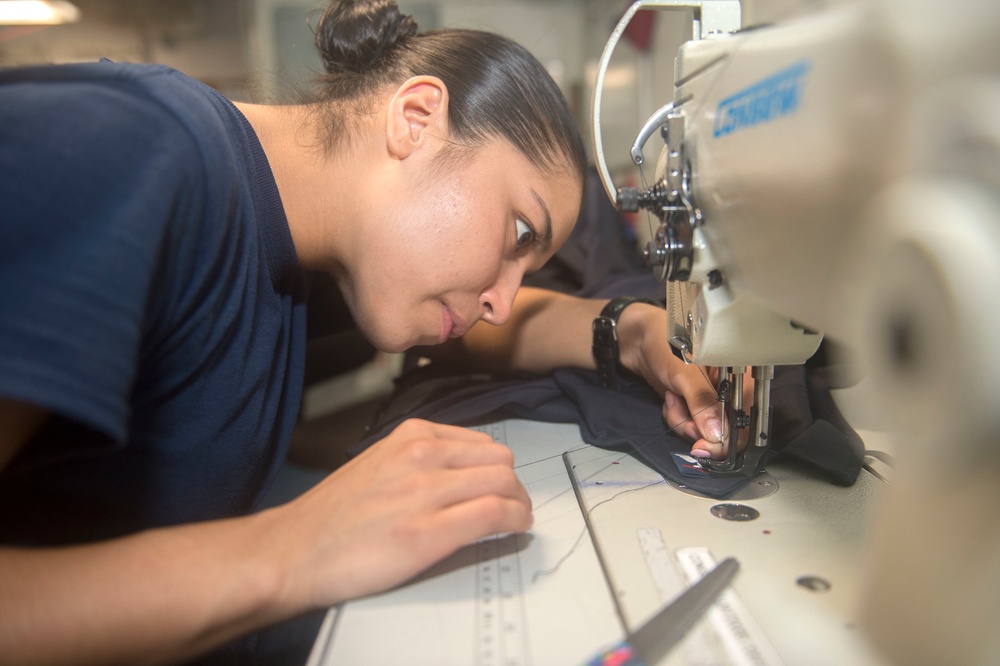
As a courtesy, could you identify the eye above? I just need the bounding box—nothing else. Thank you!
[515,218,537,250]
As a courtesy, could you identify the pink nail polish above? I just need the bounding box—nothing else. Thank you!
[690,449,712,458]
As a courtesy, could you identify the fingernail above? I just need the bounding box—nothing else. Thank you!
[690,449,712,459]
[705,418,723,443]
[665,392,677,408]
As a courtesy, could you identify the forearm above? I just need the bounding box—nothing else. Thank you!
[0,512,293,666]
[0,418,537,666]
[430,287,607,374]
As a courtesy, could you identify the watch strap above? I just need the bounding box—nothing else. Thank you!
[592,296,656,390]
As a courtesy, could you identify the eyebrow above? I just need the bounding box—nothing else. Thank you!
[531,188,554,254]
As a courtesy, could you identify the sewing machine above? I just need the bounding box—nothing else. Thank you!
[592,0,1000,661]
[307,2,1000,663]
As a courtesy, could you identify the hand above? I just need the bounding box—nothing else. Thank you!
[615,304,755,460]
[665,366,755,460]
[257,419,533,612]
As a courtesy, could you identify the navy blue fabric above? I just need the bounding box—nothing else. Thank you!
[351,364,864,498]
[0,61,307,545]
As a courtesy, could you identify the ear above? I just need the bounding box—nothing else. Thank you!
[385,76,449,160]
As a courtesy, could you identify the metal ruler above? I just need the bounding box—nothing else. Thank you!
[473,423,530,666]
[675,547,783,666]
[474,533,530,666]
[638,528,720,666]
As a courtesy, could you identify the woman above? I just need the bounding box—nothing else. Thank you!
[0,0,729,662]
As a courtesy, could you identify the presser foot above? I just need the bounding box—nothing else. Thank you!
[701,446,769,478]
[701,365,774,478]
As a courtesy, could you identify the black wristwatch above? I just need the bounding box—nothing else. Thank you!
[592,296,656,390]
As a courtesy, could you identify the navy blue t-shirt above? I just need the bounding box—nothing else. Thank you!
[0,61,308,545]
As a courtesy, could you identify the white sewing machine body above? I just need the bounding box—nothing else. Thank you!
[612,0,1000,447]
[663,1,901,365]
[309,3,1000,664]
[598,0,1000,661]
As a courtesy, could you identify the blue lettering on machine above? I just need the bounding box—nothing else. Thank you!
[713,60,810,138]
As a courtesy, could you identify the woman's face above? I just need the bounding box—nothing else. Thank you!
[345,139,582,352]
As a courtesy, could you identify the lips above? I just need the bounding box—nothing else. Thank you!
[441,305,469,342]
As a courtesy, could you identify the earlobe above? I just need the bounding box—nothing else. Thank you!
[386,76,449,160]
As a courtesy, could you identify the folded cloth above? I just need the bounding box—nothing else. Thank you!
[349,361,865,498]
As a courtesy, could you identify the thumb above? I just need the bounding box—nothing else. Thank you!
[687,370,756,459]
[688,392,724,449]
[670,371,724,446]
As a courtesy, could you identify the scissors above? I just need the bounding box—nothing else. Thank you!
[585,557,740,666]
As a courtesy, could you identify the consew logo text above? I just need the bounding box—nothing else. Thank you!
[713,60,810,138]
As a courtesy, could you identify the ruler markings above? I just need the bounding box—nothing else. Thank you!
[474,423,530,666]
[676,547,785,666]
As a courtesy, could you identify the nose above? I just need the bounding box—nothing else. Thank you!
[479,265,523,326]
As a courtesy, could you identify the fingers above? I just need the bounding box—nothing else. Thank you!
[662,391,699,440]
[685,370,756,460]
[442,465,531,509]
[687,398,725,453]
[666,367,724,446]
[360,419,514,471]
[393,462,531,515]
[355,465,534,562]
[662,365,760,461]
[382,421,530,519]
[690,436,725,459]
[424,496,534,556]
[421,420,495,444]
[349,494,534,596]
[348,420,528,516]
[675,400,725,460]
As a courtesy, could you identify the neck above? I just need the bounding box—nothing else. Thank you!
[234,102,359,274]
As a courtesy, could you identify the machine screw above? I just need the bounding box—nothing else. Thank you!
[710,503,760,521]
[796,576,832,592]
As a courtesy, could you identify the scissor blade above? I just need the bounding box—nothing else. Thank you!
[629,557,740,665]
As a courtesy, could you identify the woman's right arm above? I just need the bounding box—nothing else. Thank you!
[0,410,532,665]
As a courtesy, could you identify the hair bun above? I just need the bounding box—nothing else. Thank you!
[315,0,418,75]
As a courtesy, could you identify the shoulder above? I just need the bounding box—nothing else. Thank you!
[0,61,255,241]
[0,61,237,169]
[0,60,220,118]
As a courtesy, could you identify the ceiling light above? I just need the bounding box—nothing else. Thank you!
[0,1,81,25]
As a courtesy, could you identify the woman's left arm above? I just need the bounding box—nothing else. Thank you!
[426,287,740,454]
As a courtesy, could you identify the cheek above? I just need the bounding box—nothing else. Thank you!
[394,189,463,260]
[412,215,504,285]
[388,168,511,289]
[423,247,499,295]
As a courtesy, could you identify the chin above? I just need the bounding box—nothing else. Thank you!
[362,317,437,353]
[353,325,400,354]
[374,338,409,354]
[375,332,429,354]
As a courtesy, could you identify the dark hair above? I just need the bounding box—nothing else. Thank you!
[312,0,586,181]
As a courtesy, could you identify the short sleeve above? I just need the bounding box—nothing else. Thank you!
[0,71,202,444]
